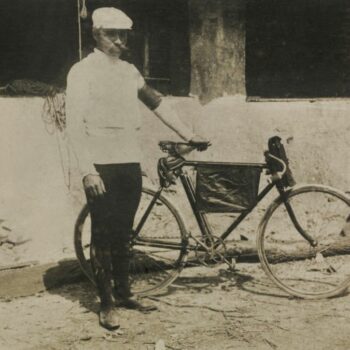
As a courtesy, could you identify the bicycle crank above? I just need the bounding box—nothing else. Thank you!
[193,235,235,269]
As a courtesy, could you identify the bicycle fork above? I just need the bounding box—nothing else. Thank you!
[279,186,318,248]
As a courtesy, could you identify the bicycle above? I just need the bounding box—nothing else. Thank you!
[74,136,350,299]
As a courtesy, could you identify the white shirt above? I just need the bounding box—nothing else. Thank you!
[66,49,145,176]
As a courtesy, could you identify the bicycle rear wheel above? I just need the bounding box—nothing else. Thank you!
[74,187,188,297]
[257,184,350,299]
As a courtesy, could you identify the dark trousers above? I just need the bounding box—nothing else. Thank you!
[87,163,142,305]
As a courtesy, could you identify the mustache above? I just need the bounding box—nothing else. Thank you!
[113,42,128,51]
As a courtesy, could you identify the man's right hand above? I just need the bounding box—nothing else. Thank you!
[83,174,106,199]
[189,135,211,151]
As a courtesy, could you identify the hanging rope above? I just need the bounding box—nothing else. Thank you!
[80,0,87,19]
[55,128,72,190]
[77,0,87,61]
[42,93,66,134]
[42,93,72,190]
[77,0,82,60]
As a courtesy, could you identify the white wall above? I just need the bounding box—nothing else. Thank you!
[0,98,76,264]
[0,96,349,263]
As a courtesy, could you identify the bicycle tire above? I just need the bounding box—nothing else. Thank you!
[257,184,350,299]
[74,187,188,296]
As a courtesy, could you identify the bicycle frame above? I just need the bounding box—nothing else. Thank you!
[134,160,280,252]
[133,155,319,260]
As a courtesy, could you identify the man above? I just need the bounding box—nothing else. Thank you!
[66,7,208,330]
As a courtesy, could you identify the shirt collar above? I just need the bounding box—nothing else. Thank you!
[93,48,121,63]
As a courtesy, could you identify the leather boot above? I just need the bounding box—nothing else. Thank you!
[111,239,133,298]
[111,236,157,313]
[91,243,120,329]
[116,297,158,312]
[98,285,120,329]
[112,253,157,312]
[99,304,120,330]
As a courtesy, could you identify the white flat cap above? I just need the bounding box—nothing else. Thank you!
[92,7,133,29]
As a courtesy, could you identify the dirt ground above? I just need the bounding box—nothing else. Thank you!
[1,261,350,350]
[2,188,349,350]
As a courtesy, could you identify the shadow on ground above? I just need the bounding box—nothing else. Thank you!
[43,259,99,314]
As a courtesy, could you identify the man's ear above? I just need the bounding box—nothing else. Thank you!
[92,28,100,41]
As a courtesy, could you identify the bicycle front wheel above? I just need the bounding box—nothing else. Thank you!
[74,187,188,297]
[257,184,350,299]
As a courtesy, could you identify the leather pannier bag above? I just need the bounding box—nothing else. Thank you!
[195,164,262,213]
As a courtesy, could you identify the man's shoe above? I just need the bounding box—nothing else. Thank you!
[116,297,157,313]
[99,305,120,330]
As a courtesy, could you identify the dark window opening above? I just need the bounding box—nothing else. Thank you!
[0,0,78,90]
[246,0,350,99]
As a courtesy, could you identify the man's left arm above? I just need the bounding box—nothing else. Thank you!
[138,83,197,142]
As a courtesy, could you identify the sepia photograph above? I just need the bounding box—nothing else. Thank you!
[0,0,349,349]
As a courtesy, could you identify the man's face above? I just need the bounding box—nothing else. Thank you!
[94,29,128,57]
